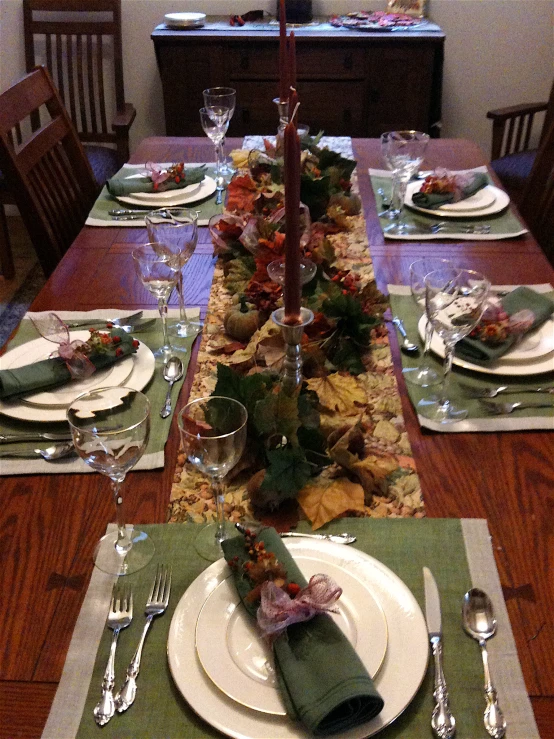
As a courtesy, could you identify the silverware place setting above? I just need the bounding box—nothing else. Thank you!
[0,441,74,460]
[94,586,134,726]
[115,565,172,713]
[392,316,420,356]
[386,221,491,235]
[64,311,144,328]
[459,381,554,398]
[160,356,184,418]
[0,431,73,443]
[479,398,554,415]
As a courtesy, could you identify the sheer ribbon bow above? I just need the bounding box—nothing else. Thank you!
[31,313,95,380]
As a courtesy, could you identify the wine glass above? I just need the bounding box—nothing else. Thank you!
[203,87,236,178]
[178,396,247,561]
[419,267,491,423]
[380,130,430,231]
[403,258,457,387]
[145,208,201,339]
[67,387,153,575]
[132,243,180,361]
[200,107,229,202]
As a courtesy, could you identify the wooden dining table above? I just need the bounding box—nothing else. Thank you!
[1,136,553,739]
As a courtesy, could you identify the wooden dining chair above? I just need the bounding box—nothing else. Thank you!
[0,66,99,277]
[518,118,554,266]
[487,79,554,206]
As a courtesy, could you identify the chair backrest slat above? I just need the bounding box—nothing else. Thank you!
[0,66,99,276]
[96,34,108,132]
[520,119,554,265]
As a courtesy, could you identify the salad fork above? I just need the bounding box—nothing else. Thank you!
[64,311,143,328]
[115,565,172,713]
[479,399,554,415]
[93,587,133,726]
[460,382,554,398]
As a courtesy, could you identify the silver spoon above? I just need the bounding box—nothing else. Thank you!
[0,441,74,460]
[279,531,357,544]
[462,589,507,738]
[392,317,420,355]
[160,356,184,418]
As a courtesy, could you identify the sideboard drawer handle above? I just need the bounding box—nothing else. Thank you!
[343,53,353,70]
[240,55,249,70]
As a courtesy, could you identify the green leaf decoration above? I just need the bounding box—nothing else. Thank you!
[261,447,312,499]
[223,256,256,295]
[213,364,276,425]
[253,389,300,444]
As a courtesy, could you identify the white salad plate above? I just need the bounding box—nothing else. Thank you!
[0,335,155,422]
[418,315,554,376]
[195,553,388,716]
[0,331,133,407]
[164,12,206,28]
[168,538,428,739]
[118,176,216,208]
[405,182,510,218]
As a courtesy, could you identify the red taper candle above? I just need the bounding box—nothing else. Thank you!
[288,30,297,93]
[279,0,288,102]
[283,91,301,323]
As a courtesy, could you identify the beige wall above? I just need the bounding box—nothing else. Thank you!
[1,0,553,157]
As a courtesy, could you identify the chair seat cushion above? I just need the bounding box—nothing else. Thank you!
[84,144,120,186]
[491,149,537,204]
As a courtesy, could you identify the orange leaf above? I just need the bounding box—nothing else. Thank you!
[298,478,365,530]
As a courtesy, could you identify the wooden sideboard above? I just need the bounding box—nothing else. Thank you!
[152,20,444,138]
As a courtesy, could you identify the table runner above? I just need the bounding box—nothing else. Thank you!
[389,286,554,432]
[0,309,196,474]
[42,518,539,738]
[169,136,424,527]
[369,168,528,240]
[86,164,224,227]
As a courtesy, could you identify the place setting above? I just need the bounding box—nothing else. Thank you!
[388,262,554,431]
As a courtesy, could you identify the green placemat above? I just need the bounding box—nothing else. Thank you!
[87,164,224,226]
[389,290,554,432]
[370,170,528,239]
[0,316,193,465]
[74,518,485,739]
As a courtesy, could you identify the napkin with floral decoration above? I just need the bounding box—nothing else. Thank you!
[412,169,489,209]
[221,527,384,737]
[106,162,206,197]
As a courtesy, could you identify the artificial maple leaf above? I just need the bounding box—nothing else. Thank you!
[307,373,366,415]
[253,388,300,443]
[330,423,398,496]
[260,447,312,500]
[227,174,258,213]
[298,477,365,530]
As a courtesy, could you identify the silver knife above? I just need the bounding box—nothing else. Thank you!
[423,567,457,739]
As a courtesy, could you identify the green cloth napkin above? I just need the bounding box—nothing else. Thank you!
[0,328,136,400]
[106,164,206,197]
[411,171,488,209]
[221,527,384,737]
[457,286,554,364]
[73,518,490,739]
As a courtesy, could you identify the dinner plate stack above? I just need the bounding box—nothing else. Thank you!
[164,12,206,29]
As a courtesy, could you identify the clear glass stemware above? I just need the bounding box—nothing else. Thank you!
[203,87,236,178]
[145,208,201,339]
[380,130,430,231]
[132,243,180,361]
[403,258,457,387]
[178,396,247,561]
[67,387,153,575]
[200,107,230,200]
[419,267,491,423]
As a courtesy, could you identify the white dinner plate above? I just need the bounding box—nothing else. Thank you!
[418,314,554,376]
[168,539,428,739]
[164,12,206,28]
[118,176,216,208]
[0,339,155,422]
[405,182,510,218]
[195,554,388,716]
[0,331,133,407]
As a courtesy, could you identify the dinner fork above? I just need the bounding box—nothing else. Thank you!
[425,223,491,234]
[93,586,133,726]
[115,565,172,713]
[64,311,144,328]
[460,382,554,398]
[479,398,554,415]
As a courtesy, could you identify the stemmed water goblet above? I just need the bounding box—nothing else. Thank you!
[203,87,236,178]
[419,267,491,423]
[132,243,180,361]
[403,258,457,387]
[67,387,153,575]
[380,130,430,231]
[145,208,201,338]
[178,396,247,561]
[200,107,230,203]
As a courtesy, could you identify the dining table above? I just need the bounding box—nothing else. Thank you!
[0,135,553,739]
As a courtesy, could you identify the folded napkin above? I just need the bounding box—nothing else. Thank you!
[221,527,384,737]
[106,164,206,197]
[0,328,137,400]
[412,171,488,209]
[456,286,554,364]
